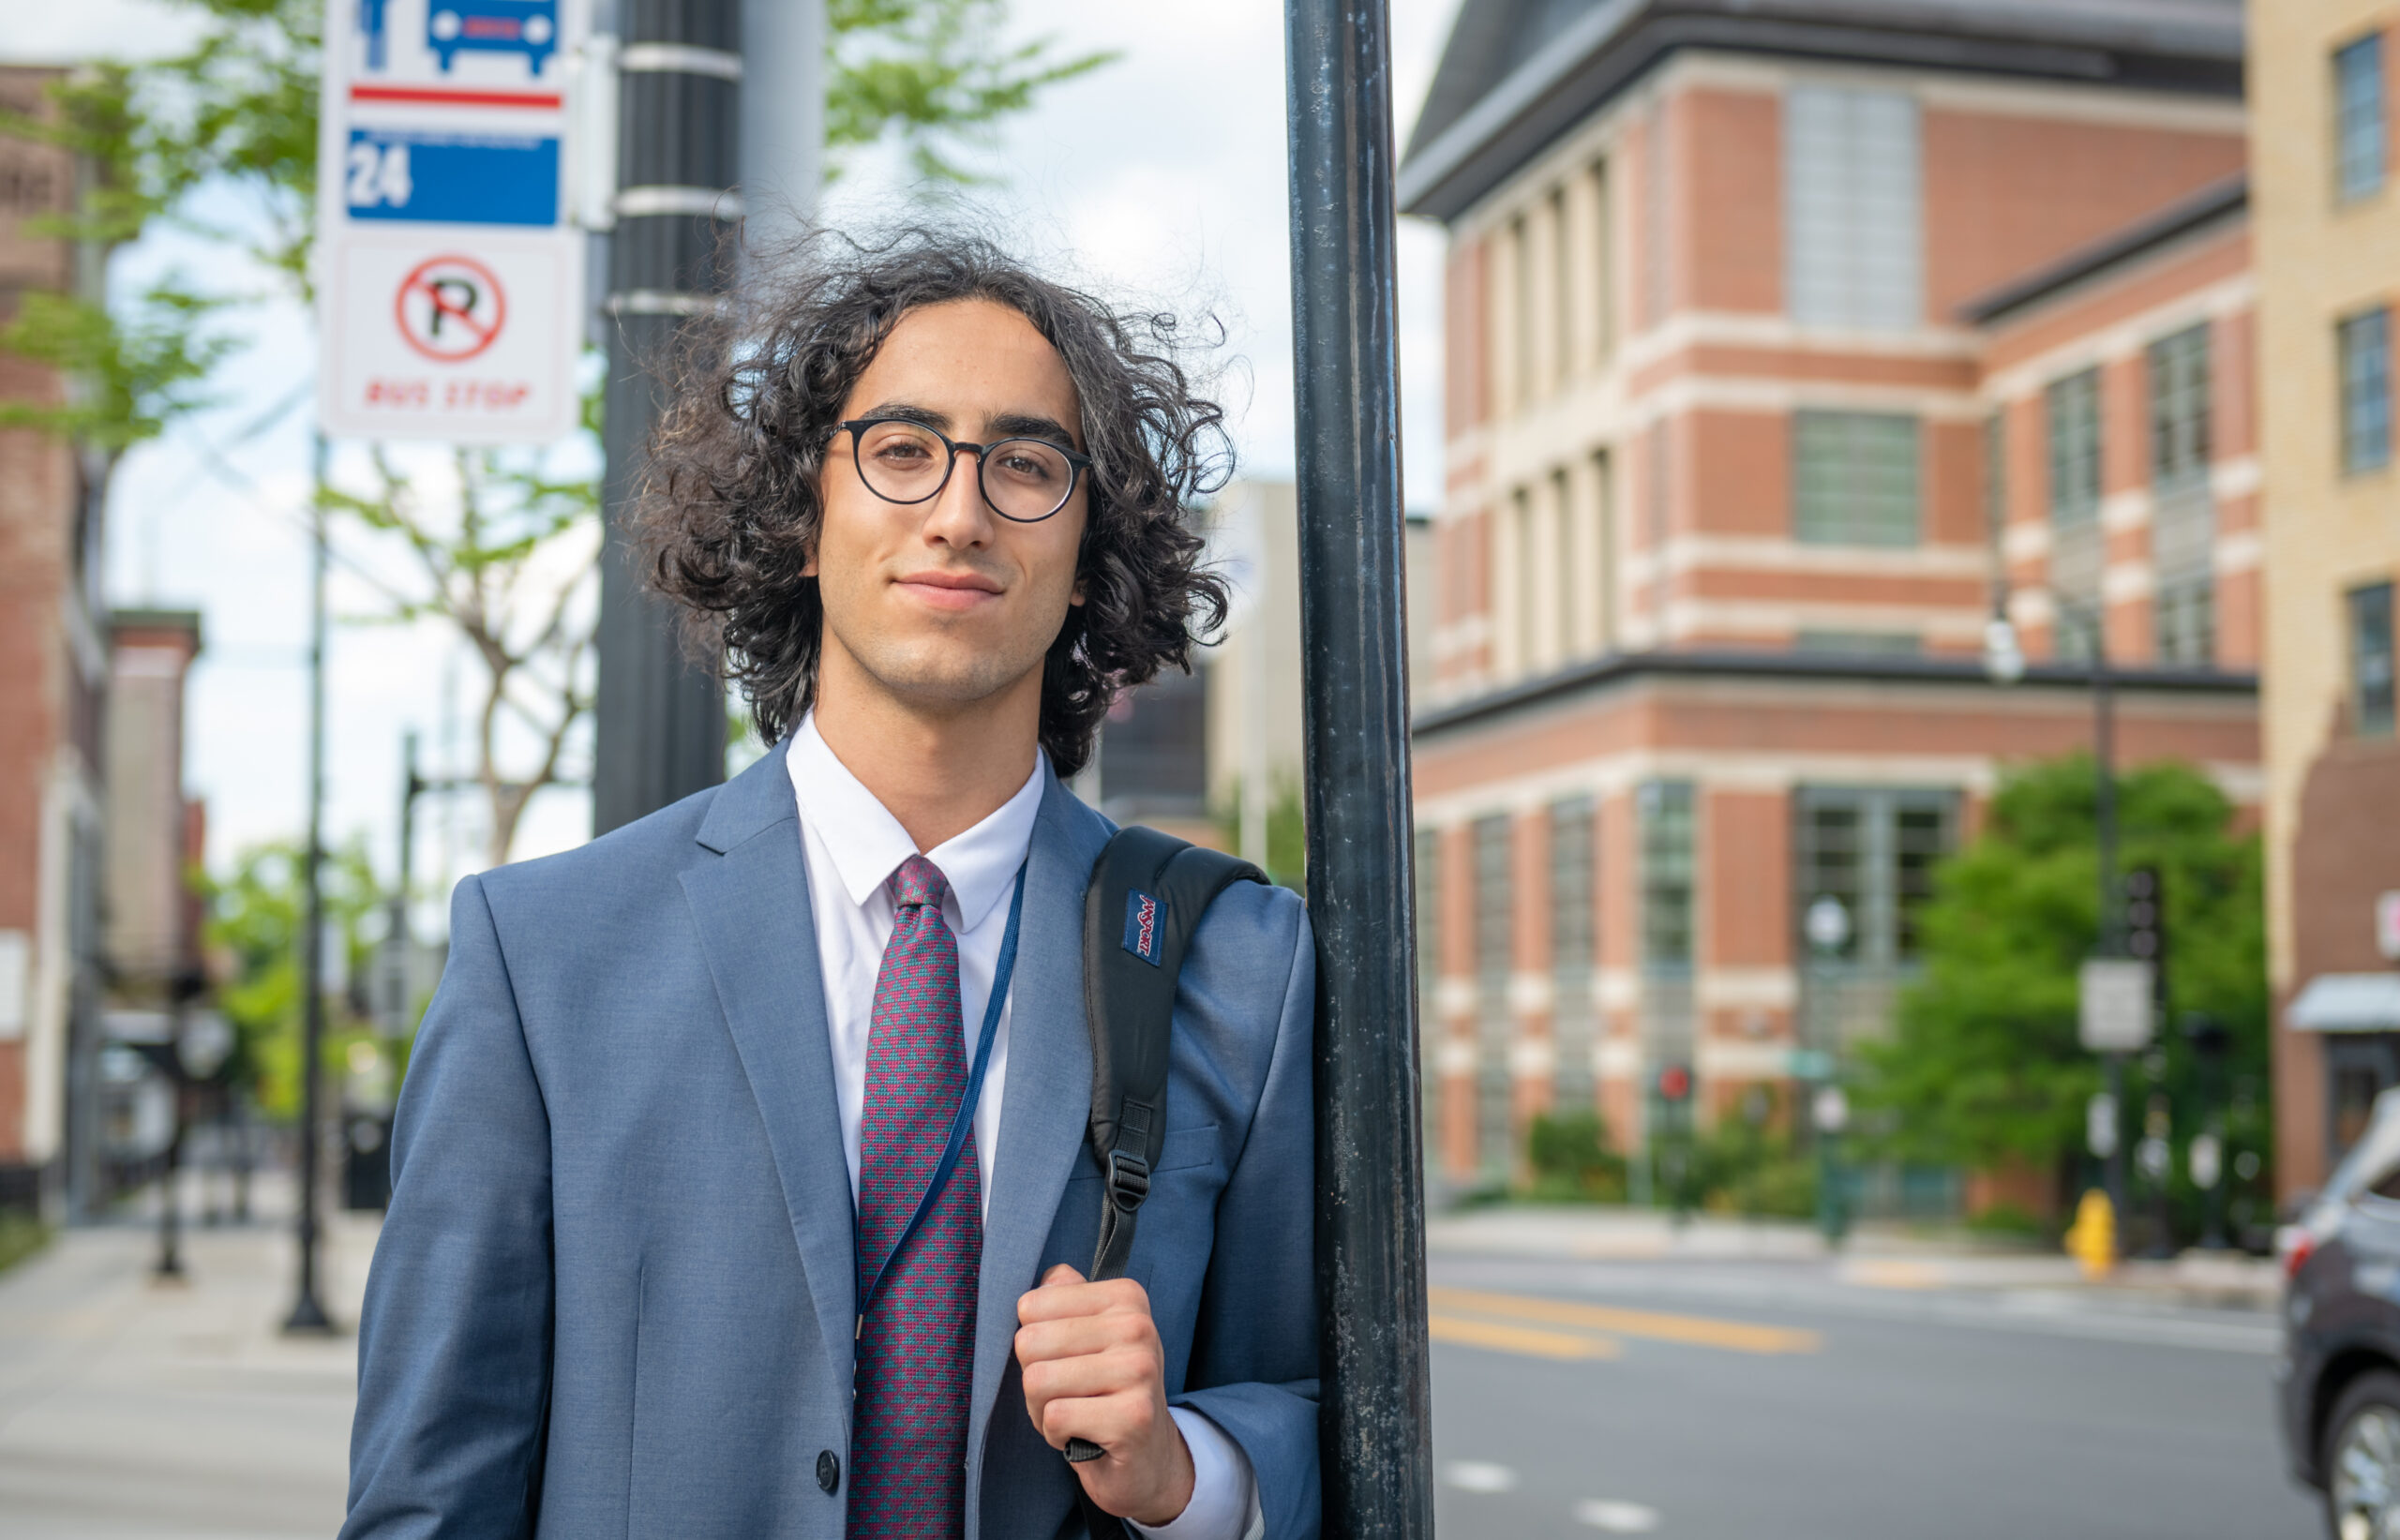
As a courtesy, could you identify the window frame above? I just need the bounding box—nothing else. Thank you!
[2336,32,2389,204]
[2341,307,2394,475]
[1792,409,1922,548]
[2352,580,2397,737]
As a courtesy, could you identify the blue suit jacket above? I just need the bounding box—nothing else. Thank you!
[343,741,1321,1539]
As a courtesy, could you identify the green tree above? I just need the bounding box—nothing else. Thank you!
[202,839,385,1119]
[830,0,1116,184]
[1856,755,2270,1225]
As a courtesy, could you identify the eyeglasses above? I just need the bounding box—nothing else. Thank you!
[834,417,1092,524]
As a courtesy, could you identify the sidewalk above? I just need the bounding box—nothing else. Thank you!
[0,1178,377,1540]
[1428,1203,2285,1308]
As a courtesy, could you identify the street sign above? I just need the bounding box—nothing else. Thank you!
[2078,958,2156,1053]
[2189,1131,2223,1191]
[316,0,591,443]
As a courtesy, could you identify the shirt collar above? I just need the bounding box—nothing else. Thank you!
[786,712,1046,934]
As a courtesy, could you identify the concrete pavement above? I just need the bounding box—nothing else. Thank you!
[0,1179,373,1540]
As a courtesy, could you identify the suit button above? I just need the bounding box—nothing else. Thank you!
[817,1450,840,1494]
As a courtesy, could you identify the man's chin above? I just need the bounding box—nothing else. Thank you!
[850,649,1037,714]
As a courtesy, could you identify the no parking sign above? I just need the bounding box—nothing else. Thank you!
[315,0,590,443]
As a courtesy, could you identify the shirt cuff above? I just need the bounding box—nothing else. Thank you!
[1127,1406,1264,1540]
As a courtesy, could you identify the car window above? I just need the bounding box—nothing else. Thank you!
[2332,1089,2400,1204]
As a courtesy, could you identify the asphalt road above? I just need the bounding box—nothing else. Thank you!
[1426,1251,2318,1540]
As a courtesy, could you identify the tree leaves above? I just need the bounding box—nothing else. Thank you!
[1857,755,2270,1192]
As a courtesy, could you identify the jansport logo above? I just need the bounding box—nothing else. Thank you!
[1121,890,1164,965]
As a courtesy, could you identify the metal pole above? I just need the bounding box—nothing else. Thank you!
[285,433,333,1334]
[2092,619,2127,1245]
[592,0,742,833]
[1282,3,1432,1534]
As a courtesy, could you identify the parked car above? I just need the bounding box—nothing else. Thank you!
[2282,1087,2400,1538]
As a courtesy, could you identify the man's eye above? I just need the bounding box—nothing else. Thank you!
[998,452,1057,480]
[876,441,933,463]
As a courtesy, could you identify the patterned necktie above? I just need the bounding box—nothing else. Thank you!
[850,854,982,1536]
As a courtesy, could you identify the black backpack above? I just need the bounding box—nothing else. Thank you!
[1062,825,1267,1478]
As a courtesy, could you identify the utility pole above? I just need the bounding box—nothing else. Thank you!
[2092,620,2127,1237]
[284,434,333,1335]
[1283,3,1432,1535]
[592,0,744,832]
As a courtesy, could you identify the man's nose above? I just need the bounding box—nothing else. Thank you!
[922,449,998,546]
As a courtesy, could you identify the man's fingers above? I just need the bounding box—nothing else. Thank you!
[1016,1274,1148,1327]
[1035,1386,1164,1455]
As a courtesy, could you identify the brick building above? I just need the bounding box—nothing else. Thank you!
[1401,0,2263,1193]
[0,65,107,1214]
[2252,0,2400,1195]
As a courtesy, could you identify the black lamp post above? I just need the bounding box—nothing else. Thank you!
[1985,604,2129,1240]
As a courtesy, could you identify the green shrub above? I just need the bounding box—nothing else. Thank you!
[1526,1111,1628,1202]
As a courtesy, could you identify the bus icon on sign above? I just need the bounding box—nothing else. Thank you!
[428,1,559,74]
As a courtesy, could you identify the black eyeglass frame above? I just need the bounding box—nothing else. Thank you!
[833,416,1094,524]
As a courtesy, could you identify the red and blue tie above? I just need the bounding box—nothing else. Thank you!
[850,854,982,1536]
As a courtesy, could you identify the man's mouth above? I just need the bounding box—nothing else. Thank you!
[894,569,1005,611]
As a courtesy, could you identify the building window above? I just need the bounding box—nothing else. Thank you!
[2354,581,2396,736]
[2047,368,2104,526]
[1511,212,1535,409]
[1590,158,1615,366]
[1549,796,1598,1114]
[1550,183,1572,390]
[1552,466,1578,662]
[2342,307,2393,474]
[1793,411,1920,546]
[1472,815,1515,1179]
[1785,84,1922,331]
[2149,324,2216,666]
[1637,782,1694,967]
[2337,33,2388,202]
[1592,448,1618,650]
[1794,789,1958,965]
[2047,367,2105,660]
[1511,485,1538,675]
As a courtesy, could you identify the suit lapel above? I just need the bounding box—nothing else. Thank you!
[679,740,859,1403]
[967,774,1109,1495]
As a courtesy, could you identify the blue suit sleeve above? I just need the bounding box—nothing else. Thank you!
[1173,898,1320,1539]
[343,875,555,1540]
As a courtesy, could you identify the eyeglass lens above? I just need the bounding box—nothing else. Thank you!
[853,420,1075,522]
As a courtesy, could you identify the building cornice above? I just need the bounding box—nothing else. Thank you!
[1412,647,2258,740]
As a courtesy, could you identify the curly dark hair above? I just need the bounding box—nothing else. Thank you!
[633,229,1235,778]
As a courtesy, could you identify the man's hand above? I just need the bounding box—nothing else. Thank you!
[1014,1263,1194,1527]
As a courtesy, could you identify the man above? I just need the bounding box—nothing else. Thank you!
[343,235,1318,1539]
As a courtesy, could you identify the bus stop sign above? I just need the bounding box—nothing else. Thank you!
[315,0,589,443]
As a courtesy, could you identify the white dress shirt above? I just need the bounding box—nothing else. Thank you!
[787,716,1261,1540]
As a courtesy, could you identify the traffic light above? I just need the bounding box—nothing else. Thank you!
[1657,1063,1692,1102]
[2124,865,2165,972]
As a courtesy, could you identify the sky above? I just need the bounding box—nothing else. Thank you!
[1,0,1461,920]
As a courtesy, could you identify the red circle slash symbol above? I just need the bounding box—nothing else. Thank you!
[395,254,506,363]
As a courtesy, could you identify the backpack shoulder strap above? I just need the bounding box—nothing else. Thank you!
[1078,825,1268,1283]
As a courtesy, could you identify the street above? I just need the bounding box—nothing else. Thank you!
[0,1193,2320,1539]
[1428,1219,2314,1539]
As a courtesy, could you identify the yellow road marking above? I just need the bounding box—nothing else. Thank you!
[1427,1313,1622,1360]
[1429,1286,1822,1355]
